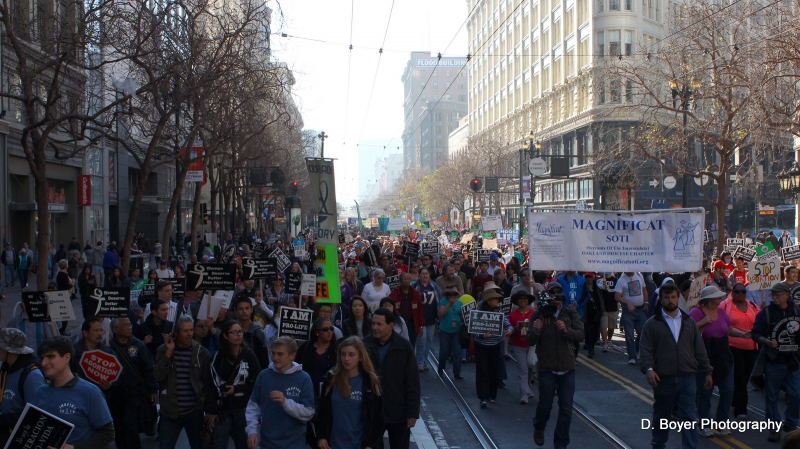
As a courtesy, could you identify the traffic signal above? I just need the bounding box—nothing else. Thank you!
[291,181,299,194]
[470,178,482,192]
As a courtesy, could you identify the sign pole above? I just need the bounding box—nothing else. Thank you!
[761,290,766,309]
[50,320,58,337]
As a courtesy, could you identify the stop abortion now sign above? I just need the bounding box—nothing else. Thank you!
[79,350,122,384]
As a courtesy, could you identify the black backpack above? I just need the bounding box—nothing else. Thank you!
[16,364,44,402]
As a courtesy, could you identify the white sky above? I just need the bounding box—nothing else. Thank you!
[270,0,468,203]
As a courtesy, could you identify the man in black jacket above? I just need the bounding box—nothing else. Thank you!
[639,284,711,449]
[109,317,158,449]
[363,309,420,449]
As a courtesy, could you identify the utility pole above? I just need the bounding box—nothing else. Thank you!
[318,131,328,158]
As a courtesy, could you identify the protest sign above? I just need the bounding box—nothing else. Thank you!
[128,278,146,307]
[5,404,73,449]
[496,229,520,245]
[684,275,707,309]
[313,243,342,303]
[278,307,313,339]
[140,284,156,302]
[269,248,292,272]
[527,209,704,272]
[286,272,303,294]
[476,249,492,262]
[481,215,503,231]
[733,246,757,262]
[460,233,474,245]
[166,278,185,299]
[461,301,477,327]
[241,258,277,280]
[421,242,439,256]
[500,297,512,315]
[293,239,307,258]
[482,238,498,249]
[783,245,800,262]
[305,158,341,304]
[79,350,122,384]
[45,291,74,321]
[301,274,316,296]
[362,245,380,267]
[401,241,420,256]
[437,234,449,246]
[251,239,265,254]
[219,243,237,264]
[186,264,236,290]
[756,242,779,261]
[748,255,782,291]
[86,288,131,318]
[727,238,745,247]
[467,310,504,335]
[213,290,235,309]
[22,292,50,322]
[386,275,401,289]
[197,294,224,320]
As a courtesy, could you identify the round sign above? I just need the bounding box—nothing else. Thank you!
[694,174,710,186]
[792,284,800,308]
[441,214,449,222]
[528,158,547,176]
[663,176,677,189]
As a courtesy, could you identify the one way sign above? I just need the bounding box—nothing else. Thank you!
[649,179,659,188]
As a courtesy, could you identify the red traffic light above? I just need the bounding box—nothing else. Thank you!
[470,178,482,192]
[292,181,299,188]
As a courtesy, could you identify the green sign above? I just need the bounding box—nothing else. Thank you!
[470,225,479,230]
[481,232,494,239]
[756,241,776,257]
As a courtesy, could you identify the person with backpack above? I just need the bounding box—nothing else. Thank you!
[0,329,47,447]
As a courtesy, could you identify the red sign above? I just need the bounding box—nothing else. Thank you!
[79,350,122,384]
[78,175,91,206]
[183,142,204,182]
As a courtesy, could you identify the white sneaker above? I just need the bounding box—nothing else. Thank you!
[718,429,730,436]
[628,358,636,365]
[698,428,714,438]
[602,344,608,352]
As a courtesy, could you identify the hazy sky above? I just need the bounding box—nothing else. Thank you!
[270,0,468,202]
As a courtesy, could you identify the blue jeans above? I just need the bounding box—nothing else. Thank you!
[497,339,508,381]
[4,265,14,286]
[159,409,204,449]
[651,374,697,449]
[510,345,532,399]
[211,408,248,449]
[18,269,28,288]
[696,368,733,424]
[533,370,575,449]
[620,307,646,359]
[415,324,436,368]
[438,330,461,376]
[764,361,800,429]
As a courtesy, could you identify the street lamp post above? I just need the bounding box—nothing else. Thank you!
[318,131,329,158]
[670,79,696,208]
[778,160,800,240]
[519,130,536,229]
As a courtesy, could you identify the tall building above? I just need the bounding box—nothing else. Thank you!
[418,100,467,173]
[401,52,469,171]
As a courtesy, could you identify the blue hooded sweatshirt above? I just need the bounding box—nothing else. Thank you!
[557,273,588,318]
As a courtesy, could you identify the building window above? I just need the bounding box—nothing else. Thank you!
[542,53,551,68]
[626,80,634,102]
[515,44,522,57]
[523,36,530,50]
[446,82,451,88]
[625,0,632,10]
[625,30,633,55]
[419,69,426,78]
[433,81,438,88]
[434,70,438,77]
[553,5,562,22]
[553,44,563,60]
[542,17,550,32]
[596,0,604,13]
[533,62,540,76]
[610,0,619,10]
[596,31,604,57]
[523,2,529,16]
[610,78,621,102]
[421,94,426,101]
[523,69,531,83]
[598,83,606,104]
[566,34,576,52]
[566,0,575,11]
[609,30,620,56]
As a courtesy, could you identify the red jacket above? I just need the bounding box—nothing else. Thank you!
[389,286,424,331]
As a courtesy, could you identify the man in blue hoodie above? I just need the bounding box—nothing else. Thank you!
[556,271,588,318]
[246,336,315,449]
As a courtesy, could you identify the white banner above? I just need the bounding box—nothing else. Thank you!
[481,214,503,231]
[527,208,704,272]
[747,252,782,291]
[387,217,407,231]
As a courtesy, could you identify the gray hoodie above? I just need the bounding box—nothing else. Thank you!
[92,245,106,266]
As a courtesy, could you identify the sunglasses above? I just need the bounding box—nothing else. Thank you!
[445,293,460,297]
[733,290,747,294]
[549,289,563,293]
[317,327,334,332]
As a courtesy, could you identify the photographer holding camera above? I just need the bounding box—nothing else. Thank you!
[527,282,585,449]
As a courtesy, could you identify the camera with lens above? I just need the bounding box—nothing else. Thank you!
[537,291,564,316]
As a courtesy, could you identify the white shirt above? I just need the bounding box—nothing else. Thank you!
[661,308,682,343]
[144,299,179,323]
[614,273,645,307]
[362,282,390,312]
[155,268,174,279]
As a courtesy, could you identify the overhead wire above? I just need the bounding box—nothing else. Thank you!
[340,0,355,148]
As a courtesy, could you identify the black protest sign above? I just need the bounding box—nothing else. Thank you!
[186,264,236,290]
[500,297,512,315]
[278,307,313,339]
[476,249,492,262]
[338,234,345,244]
[22,292,50,322]
[401,241,420,256]
[251,240,265,254]
[421,242,439,256]
[362,245,381,267]
[5,403,74,449]
[792,284,800,308]
[467,310,504,335]
[241,258,277,280]
[286,272,303,294]
[386,275,401,289]
[141,283,156,301]
[86,288,131,318]
[220,243,237,264]
[269,248,292,272]
[461,301,477,327]
[784,245,800,262]
[734,245,757,262]
[769,315,800,352]
[166,277,186,298]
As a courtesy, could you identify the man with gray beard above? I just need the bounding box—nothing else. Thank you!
[436,263,464,295]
